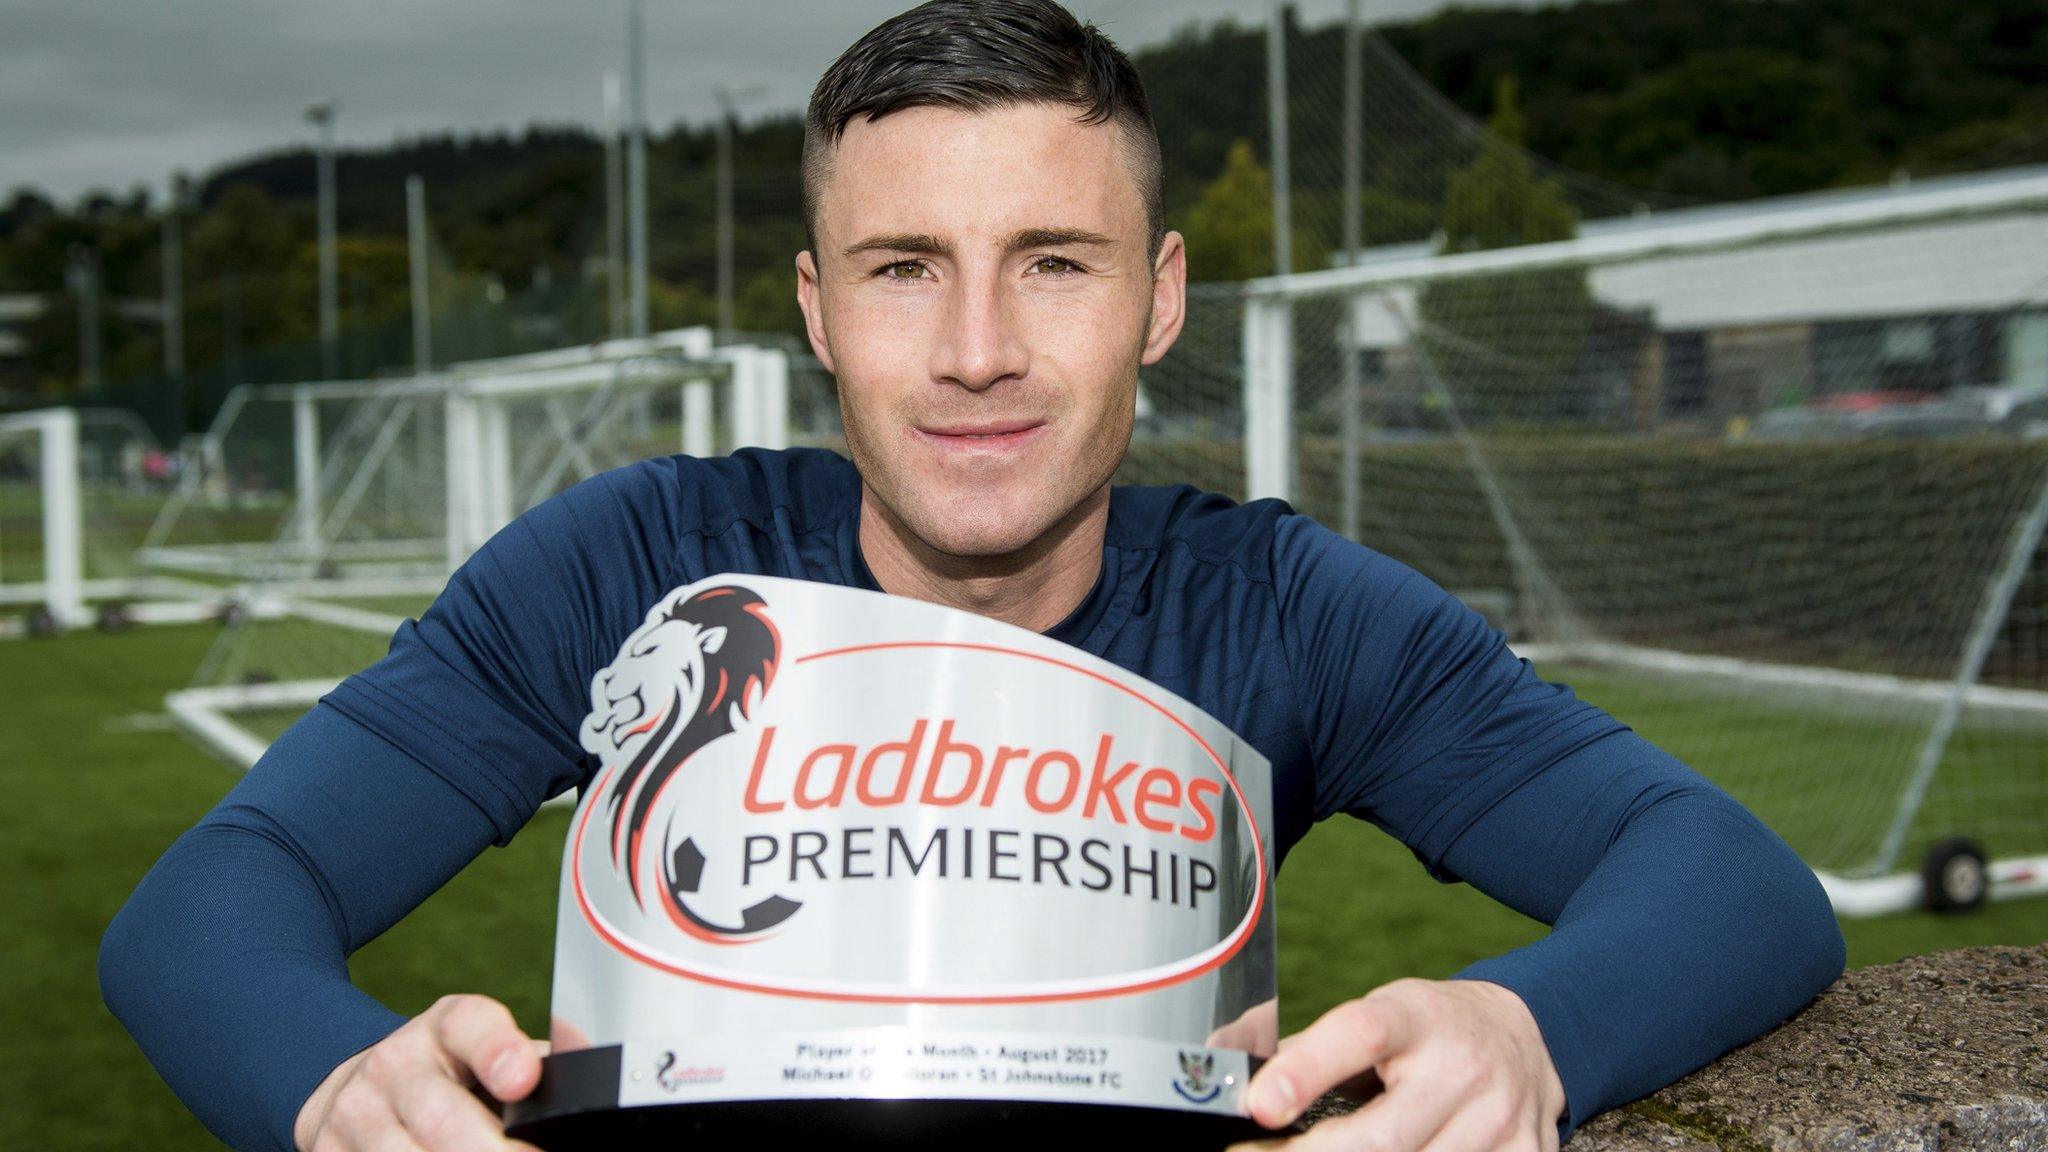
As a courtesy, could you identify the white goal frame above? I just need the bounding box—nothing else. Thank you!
[162,327,788,812]
[0,406,229,631]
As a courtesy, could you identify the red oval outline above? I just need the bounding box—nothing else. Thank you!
[571,640,1270,1005]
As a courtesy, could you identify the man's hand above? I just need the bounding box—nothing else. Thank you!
[1228,978,1567,1152]
[293,994,547,1152]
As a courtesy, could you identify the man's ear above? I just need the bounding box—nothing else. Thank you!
[1141,229,1188,367]
[794,249,837,376]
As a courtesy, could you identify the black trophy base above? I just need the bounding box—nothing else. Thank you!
[504,1046,1278,1150]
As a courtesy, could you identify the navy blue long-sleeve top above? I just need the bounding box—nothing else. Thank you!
[100,447,1845,1151]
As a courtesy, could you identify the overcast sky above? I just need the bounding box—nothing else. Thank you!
[2,0,1566,205]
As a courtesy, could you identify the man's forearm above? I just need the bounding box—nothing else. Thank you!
[99,812,409,1151]
[99,703,509,1151]
[1439,732,1846,1140]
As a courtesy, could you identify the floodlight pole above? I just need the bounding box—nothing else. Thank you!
[162,173,187,382]
[716,90,736,344]
[1338,0,1363,540]
[406,175,432,374]
[66,245,102,393]
[714,84,768,346]
[306,99,340,379]
[1267,2,1293,277]
[626,0,650,339]
[604,72,627,338]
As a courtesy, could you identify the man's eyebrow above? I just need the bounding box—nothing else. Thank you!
[840,227,1118,260]
[1002,227,1117,251]
[842,232,952,259]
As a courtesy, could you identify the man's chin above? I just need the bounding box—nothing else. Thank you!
[893,495,1056,559]
[912,519,1049,560]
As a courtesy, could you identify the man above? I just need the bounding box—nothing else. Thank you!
[100,2,1845,1150]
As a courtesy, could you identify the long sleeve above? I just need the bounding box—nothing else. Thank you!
[1441,728,1846,1142]
[98,705,506,1152]
[99,457,694,1151]
[1273,513,1845,1143]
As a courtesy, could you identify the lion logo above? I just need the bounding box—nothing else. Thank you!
[580,583,794,941]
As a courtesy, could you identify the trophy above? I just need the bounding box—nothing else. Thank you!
[505,574,1278,1148]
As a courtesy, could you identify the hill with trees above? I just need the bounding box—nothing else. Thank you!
[1,0,2040,430]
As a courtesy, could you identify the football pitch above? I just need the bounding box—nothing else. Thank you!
[1528,661,2048,878]
[5,623,2044,1149]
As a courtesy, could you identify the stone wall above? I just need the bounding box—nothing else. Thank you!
[1301,944,2048,1151]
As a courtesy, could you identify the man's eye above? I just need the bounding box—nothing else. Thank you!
[880,260,927,280]
[1032,256,1080,276]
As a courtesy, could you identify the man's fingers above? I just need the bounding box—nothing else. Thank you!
[391,1072,527,1152]
[1328,1065,1385,1104]
[1245,985,1419,1128]
[322,1086,429,1152]
[1417,1090,1540,1147]
[430,995,539,1101]
[355,1125,431,1152]
[1276,1063,1463,1152]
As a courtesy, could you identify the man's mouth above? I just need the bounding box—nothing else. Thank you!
[912,419,1048,453]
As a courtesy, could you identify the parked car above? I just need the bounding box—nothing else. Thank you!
[1735,387,2028,443]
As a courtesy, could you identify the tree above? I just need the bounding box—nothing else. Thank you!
[1565,50,1870,198]
[1179,140,1274,283]
[1416,77,1593,426]
[1178,139,1324,283]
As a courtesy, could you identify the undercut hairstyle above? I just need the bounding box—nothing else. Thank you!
[801,0,1166,268]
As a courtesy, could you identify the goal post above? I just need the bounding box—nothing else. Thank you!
[0,407,86,628]
[0,406,229,632]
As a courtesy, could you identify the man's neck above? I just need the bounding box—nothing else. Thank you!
[858,482,1110,634]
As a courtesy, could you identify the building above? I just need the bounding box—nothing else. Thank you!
[1333,164,2048,430]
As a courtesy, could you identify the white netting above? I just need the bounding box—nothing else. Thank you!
[144,382,451,585]
[1216,26,2048,878]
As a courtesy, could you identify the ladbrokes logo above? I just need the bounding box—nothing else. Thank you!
[569,576,1269,1005]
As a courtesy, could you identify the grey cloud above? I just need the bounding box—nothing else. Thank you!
[1,0,1554,203]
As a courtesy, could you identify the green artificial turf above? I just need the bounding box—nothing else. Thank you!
[3,622,2042,1149]
[1533,661,2048,876]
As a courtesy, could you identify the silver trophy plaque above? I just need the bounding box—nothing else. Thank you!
[506,575,1279,1147]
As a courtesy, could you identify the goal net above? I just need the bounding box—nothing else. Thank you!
[1239,169,2048,911]
[165,329,793,783]
[1125,25,2048,911]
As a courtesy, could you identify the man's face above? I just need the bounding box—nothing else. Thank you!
[795,101,1186,559]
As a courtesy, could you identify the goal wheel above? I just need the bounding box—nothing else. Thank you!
[96,602,133,632]
[25,606,58,638]
[1920,838,1989,914]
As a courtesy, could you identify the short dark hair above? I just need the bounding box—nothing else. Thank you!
[801,0,1165,267]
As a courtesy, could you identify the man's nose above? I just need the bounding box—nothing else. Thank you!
[928,267,1029,392]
